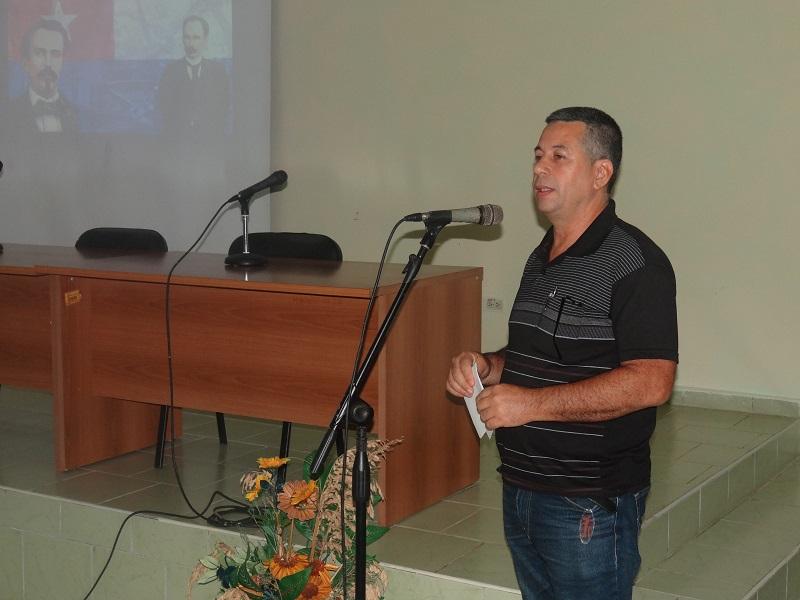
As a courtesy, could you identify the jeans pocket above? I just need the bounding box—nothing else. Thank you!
[633,486,650,529]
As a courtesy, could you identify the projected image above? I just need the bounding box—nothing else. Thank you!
[6,0,232,135]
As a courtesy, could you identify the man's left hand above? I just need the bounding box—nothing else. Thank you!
[476,384,537,429]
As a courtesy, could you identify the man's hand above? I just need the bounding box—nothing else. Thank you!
[446,351,491,398]
[476,384,537,429]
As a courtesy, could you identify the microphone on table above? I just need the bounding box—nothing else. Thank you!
[227,170,288,208]
[403,204,504,226]
[225,170,288,268]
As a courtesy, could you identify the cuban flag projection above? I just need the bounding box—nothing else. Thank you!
[8,0,232,133]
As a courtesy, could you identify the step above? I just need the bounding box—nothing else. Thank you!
[634,405,800,599]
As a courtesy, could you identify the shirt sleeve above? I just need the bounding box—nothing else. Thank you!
[611,263,679,363]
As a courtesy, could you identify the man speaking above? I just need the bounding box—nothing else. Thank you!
[447,107,678,600]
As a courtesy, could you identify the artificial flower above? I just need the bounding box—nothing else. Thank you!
[243,472,273,502]
[308,559,338,586]
[278,480,318,520]
[257,456,290,469]
[298,576,332,600]
[267,551,309,580]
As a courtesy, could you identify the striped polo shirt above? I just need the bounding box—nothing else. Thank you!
[497,199,678,496]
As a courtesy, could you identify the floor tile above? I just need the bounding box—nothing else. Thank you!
[673,426,766,449]
[699,472,730,530]
[659,406,749,430]
[446,479,503,508]
[0,529,23,599]
[23,531,94,599]
[442,507,505,544]
[658,540,777,587]
[651,460,716,486]
[636,567,751,599]
[437,542,519,589]
[754,564,788,600]
[724,498,800,532]
[733,414,796,435]
[693,519,798,558]
[32,471,158,504]
[383,567,489,600]
[369,527,481,572]
[188,416,282,441]
[397,500,480,532]
[649,437,700,460]
[680,444,748,466]
[753,480,800,506]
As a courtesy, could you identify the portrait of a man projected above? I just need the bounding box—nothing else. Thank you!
[157,15,230,142]
[10,18,77,134]
[6,0,233,135]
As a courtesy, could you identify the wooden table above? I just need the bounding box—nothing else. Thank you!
[0,243,482,524]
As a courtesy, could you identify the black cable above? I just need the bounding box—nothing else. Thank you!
[83,199,248,599]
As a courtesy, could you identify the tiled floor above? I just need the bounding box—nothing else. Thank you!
[0,385,798,597]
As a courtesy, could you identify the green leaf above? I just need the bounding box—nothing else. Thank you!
[277,566,312,600]
[199,556,220,570]
[365,524,390,545]
[294,518,315,541]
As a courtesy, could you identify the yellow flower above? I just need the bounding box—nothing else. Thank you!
[258,456,290,469]
[267,551,309,580]
[243,472,273,502]
[277,480,318,520]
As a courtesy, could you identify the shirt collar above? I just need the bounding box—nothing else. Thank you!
[535,199,617,260]
[29,87,60,105]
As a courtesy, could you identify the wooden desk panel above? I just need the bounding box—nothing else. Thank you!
[86,278,380,425]
[0,273,51,390]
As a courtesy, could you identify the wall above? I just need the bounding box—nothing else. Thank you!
[269,1,800,399]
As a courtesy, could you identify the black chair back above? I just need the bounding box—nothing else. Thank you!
[228,232,342,262]
[75,227,168,252]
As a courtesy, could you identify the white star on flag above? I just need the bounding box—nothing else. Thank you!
[43,0,77,41]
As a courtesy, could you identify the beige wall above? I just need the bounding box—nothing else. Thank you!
[270,1,800,400]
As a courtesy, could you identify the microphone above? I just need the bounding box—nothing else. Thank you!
[404,204,503,226]
[229,170,287,203]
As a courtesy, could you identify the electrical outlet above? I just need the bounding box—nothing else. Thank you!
[486,298,504,310]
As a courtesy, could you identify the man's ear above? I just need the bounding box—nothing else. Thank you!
[593,159,613,190]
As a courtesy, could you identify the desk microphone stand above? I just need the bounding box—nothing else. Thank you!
[225,193,266,268]
[309,221,444,600]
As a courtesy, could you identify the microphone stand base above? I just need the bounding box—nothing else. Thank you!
[225,252,266,268]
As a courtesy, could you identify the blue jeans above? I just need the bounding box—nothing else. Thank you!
[503,484,649,600]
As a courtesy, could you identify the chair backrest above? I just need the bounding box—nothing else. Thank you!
[75,227,168,252]
[228,232,342,262]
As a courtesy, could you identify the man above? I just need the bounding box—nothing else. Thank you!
[446,107,678,600]
[157,15,230,141]
[10,19,77,134]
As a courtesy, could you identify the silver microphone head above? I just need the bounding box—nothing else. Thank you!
[479,204,504,226]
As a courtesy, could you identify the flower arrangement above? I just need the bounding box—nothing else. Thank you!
[188,439,400,600]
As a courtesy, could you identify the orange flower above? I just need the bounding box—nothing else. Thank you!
[298,575,332,600]
[277,480,318,520]
[308,559,338,586]
[257,457,290,469]
[267,551,309,580]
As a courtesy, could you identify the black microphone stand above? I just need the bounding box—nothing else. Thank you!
[309,221,445,600]
[225,193,266,267]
